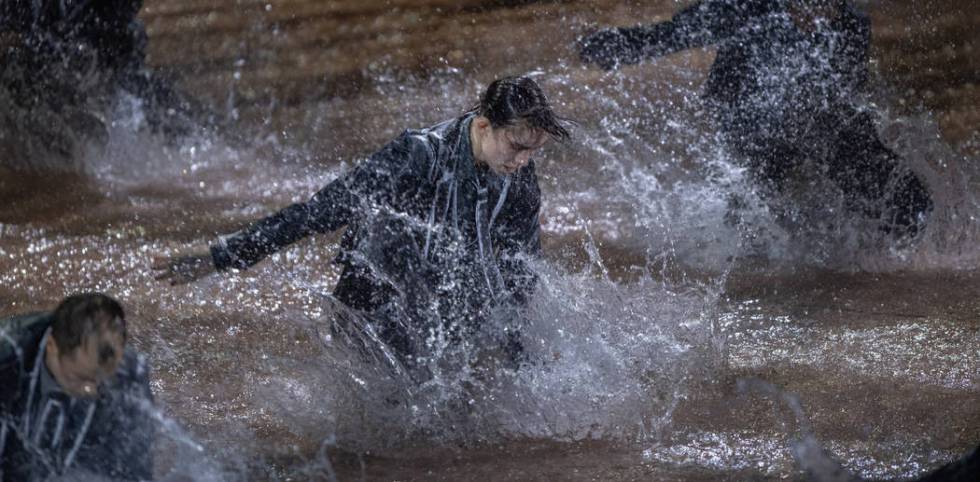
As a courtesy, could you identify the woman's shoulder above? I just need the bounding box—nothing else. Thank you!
[380,116,466,176]
[403,116,464,151]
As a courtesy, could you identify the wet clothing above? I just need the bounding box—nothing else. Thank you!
[210,114,541,360]
[0,312,154,481]
[581,0,931,238]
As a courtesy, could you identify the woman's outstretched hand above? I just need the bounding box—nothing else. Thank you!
[152,248,217,285]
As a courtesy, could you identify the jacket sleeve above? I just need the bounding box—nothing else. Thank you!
[0,330,19,470]
[618,0,754,60]
[211,132,433,271]
[496,167,543,307]
[0,313,48,410]
[0,330,23,412]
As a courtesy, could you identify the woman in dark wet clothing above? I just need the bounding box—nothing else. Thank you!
[154,76,570,369]
[580,0,932,240]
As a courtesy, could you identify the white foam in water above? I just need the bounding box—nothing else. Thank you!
[496,264,715,441]
[873,107,980,270]
[292,258,722,451]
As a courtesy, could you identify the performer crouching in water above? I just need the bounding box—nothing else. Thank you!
[154,75,571,377]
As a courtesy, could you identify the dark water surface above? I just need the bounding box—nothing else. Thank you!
[1,0,978,480]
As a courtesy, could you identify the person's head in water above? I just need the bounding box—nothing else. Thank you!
[45,293,127,399]
[469,76,570,175]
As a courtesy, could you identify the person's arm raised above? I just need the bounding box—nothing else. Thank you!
[152,131,432,284]
[579,0,752,70]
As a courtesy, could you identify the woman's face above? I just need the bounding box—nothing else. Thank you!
[473,117,549,175]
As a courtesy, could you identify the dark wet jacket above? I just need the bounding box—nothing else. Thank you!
[608,0,870,143]
[0,312,154,481]
[210,114,542,354]
[0,0,146,71]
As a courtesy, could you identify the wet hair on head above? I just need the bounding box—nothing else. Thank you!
[50,293,127,356]
[470,75,571,142]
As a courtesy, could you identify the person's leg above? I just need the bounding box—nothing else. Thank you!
[829,113,932,239]
[328,298,422,382]
[723,128,815,231]
[331,217,437,375]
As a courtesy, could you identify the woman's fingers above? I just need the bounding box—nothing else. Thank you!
[150,255,170,270]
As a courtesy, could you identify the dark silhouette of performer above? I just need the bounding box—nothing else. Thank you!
[0,0,147,74]
[580,0,932,240]
[0,0,214,146]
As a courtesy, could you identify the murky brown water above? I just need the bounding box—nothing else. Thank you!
[1,0,978,480]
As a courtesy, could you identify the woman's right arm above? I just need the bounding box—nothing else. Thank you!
[153,132,432,285]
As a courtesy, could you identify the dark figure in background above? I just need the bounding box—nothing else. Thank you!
[0,0,147,74]
[0,0,211,143]
[0,293,155,481]
[580,0,932,240]
[153,76,570,373]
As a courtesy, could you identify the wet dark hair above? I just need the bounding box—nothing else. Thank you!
[470,75,571,142]
[50,293,127,356]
